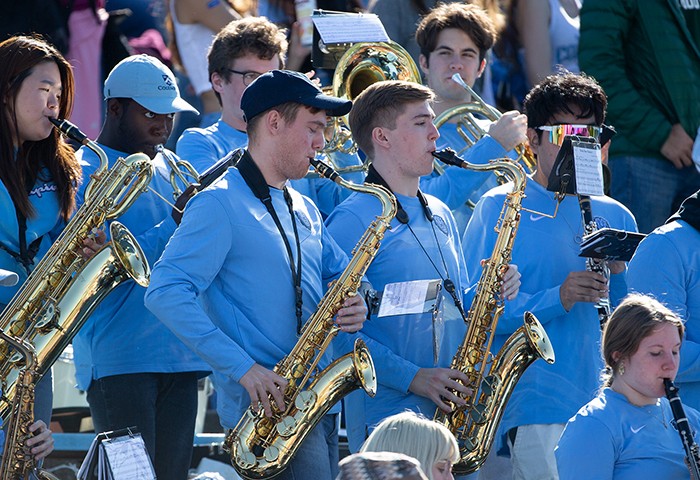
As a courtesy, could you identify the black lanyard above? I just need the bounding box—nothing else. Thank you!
[237,150,304,334]
[365,165,467,321]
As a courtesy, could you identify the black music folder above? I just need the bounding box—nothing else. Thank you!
[579,228,646,262]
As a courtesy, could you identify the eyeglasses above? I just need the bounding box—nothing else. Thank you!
[226,69,263,86]
[536,124,602,146]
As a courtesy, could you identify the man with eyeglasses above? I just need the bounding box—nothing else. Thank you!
[462,72,637,480]
[175,17,287,173]
[175,17,363,218]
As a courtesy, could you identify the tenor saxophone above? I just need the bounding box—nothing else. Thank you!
[225,157,397,480]
[431,149,555,475]
[0,118,152,422]
[0,329,58,480]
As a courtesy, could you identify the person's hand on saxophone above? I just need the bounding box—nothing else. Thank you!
[26,420,54,460]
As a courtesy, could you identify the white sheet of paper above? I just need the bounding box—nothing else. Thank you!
[573,141,604,196]
[102,434,155,480]
[378,279,437,317]
[312,13,389,44]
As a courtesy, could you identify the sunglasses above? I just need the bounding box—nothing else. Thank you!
[536,124,602,146]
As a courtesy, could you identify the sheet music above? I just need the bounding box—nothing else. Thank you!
[378,279,441,317]
[312,13,389,44]
[102,434,155,479]
[572,140,604,196]
[77,434,100,479]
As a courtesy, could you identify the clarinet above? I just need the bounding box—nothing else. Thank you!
[664,378,700,480]
[578,194,611,327]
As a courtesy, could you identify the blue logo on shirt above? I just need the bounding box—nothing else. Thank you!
[295,210,312,231]
[433,215,449,235]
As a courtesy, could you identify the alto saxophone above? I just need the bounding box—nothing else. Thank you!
[0,329,58,480]
[225,158,397,480]
[431,149,555,475]
[0,118,152,422]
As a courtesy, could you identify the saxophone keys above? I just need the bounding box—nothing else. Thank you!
[264,445,280,462]
[295,390,317,411]
[276,415,297,437]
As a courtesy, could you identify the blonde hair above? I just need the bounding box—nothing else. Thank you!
[360,412,459,480]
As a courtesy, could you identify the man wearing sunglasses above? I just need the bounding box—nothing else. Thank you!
[463,72,637,480]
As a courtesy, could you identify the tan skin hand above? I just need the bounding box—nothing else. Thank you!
[409,368,471,413]
[26,420,54,460]
[559,270,609,312]
[660,124,694,169]
[487,111,528,152]
[80,228,107,259]
[481,261,521,301]
[240,364,289,418]
[333,293,367,333]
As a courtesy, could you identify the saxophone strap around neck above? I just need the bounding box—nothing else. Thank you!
[237,150,304,334]
[365,164,465,321]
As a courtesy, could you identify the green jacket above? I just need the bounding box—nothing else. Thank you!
[579,0,700,160]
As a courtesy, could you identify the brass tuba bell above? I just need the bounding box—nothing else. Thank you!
[320,41,422,171]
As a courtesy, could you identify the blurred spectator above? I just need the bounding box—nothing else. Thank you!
[338,452,430,480]
[579,0,700,234]
[167,0,251,127]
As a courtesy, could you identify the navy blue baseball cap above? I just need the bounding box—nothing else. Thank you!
[241,70,352,123]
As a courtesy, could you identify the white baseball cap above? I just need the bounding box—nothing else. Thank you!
[0,269,18,287]
[103,54,199,115]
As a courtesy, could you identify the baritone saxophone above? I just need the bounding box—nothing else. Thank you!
[431,148,555,475]
[225,157,397,480]
[0,118,152,423]
[0,329,58,480]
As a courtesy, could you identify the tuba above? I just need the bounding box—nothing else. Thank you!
[431,148,555,475]
[0,118,152,422]
[0,329,58,480]
[225,157,397,480]
[319,41,422,173]
[433,74,537,175]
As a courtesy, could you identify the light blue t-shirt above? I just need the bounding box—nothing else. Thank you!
[464,179,637,440]
[72,144,210,391]
[556,388,700,480]
[144,165,352,428]
[628,220,700,409]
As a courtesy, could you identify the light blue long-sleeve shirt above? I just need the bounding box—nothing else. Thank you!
[144,165,352,428]
[463,179,637,436]
[628,220,700,408]
[326,190,472,451]
[72,144,209,391]
[175,118,364,217]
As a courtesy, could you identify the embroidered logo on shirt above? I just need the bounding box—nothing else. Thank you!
[29,183,58,198]
[433,214,449,235]
[529,213,546,222]
[294,210,312,231]
[630,425,646,434]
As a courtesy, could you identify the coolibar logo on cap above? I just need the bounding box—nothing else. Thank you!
[158,74,176,91]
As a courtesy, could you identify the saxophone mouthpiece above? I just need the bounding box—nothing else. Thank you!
[432,148,464,168]
[50,118,89,146]
[310,157,340,183]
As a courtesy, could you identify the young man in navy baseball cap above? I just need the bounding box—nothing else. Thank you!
[145,70,365,480]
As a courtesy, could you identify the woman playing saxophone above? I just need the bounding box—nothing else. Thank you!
[0,35,104,457]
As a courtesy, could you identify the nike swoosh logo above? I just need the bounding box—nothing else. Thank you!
[530,214,546,222]
[631,425,646,433]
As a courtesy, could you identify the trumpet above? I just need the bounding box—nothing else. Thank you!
[433,73,536,175]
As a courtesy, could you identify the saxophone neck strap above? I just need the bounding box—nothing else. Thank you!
[365,164,432,224]
[238,150,304,334]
